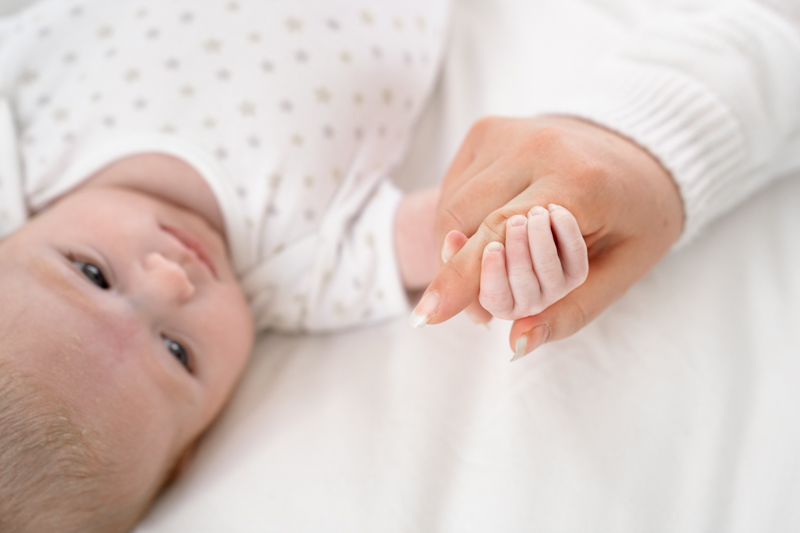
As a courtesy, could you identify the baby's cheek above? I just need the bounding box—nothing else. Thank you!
[197,286,253,387]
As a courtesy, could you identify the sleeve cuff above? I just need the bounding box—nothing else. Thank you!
[356,179,411,321]
[550,60,747,248]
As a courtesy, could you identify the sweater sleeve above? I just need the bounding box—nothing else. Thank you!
[550,0,800,247]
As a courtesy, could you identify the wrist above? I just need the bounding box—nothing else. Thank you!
[394,187,441,291]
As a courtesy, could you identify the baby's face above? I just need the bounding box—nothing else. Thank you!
[0,186,253,500]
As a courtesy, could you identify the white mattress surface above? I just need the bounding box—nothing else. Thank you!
[0,0,785,530]
[137,172,800,532]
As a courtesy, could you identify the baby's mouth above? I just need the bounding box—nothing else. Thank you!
[161,225,218,279]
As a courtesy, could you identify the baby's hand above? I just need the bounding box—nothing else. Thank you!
[445,204,588,321]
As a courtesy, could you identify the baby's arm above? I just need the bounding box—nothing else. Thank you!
[394,187,442,291]
[442,205,588,322]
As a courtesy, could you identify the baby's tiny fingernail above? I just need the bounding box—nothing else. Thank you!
[441,230,461,263]
[509,214,526,227]
[510,324,550,362]
[409,291,440,328]
[529,206,548,217]
[441,242,454,263]
[486,241,503,253]
[547,204,560,212]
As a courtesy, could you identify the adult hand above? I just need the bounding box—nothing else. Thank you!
[409,116,684,359]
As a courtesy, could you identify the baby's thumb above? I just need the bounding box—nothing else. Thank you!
[441,230,468,263]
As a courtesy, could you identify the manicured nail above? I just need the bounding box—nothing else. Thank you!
[529,206,548,217]
[510,324,550,362]
[509,214,526,227]
[409,291,440,328]
[513,336,528,362]
[486,241,503,253]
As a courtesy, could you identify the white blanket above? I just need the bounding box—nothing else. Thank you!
[1,0,794,530]
[136,174,800,532]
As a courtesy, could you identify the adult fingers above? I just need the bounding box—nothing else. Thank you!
[412,180,562,326]
[508,240,640,360]
[436,159,530,247]
[438,116,520,202]
[441,230,494,325]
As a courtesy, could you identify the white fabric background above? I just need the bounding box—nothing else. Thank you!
[1,0,798,531]
[135,1,800,531]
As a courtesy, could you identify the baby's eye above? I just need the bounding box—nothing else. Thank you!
[162,336,191,371]
[72,261,110,289]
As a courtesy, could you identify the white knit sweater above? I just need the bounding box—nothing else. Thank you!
[552,0,800,247]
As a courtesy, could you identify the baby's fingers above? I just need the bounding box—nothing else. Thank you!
[479,242,514,318]
[441,230,469,264]
[527,206,565,296]
[504,214,542,315]
[549,204,589,289]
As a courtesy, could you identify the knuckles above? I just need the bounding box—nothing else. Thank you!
[467,115,506,140]
[479,209,515,241]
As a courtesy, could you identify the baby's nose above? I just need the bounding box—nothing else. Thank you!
[142,252,196,303]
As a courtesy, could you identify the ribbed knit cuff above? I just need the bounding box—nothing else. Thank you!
[357,179,412,321]
[551,60,747,248]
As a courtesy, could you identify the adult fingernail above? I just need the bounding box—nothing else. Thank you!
[409,291,440,328]
[529,206,548,217]
[509,214,526,227]
[510,324,550,362]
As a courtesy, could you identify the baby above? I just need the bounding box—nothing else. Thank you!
[0,0,587,531]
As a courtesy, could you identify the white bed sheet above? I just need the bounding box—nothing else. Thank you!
[1,0,791,530]
[136,1,800,530]
[135,172,800,533]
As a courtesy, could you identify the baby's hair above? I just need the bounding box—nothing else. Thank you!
[0,360,134,532]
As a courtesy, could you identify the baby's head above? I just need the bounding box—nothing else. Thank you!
[0,185,254,531]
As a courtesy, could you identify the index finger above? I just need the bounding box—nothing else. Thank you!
[411,182,559,326]
[409,225,497,327]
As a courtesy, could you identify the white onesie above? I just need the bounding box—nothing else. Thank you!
[0,0,447,332]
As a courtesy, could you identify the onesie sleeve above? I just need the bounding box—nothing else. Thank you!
[549,0,800,247]
[242,178,410,333]
[0,98,27,239]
